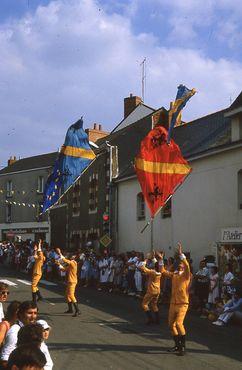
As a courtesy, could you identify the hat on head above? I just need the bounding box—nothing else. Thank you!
[37,319,50,330]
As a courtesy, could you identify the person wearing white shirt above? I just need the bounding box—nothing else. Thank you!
[134,254,145,297]
[222,263,235,296]
[37,319,53,370]
[0,301,38,366]
[194,260,209,312]
[127,253,138,296]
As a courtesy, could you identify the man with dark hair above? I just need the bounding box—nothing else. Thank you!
[7,344,46,370]
[16,323,53,370]
[0,301,38,366]
[0,282,10,322]
[17,324,43,347]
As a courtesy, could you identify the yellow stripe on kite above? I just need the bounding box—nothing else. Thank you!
[61,145,96,160]
[135,158,191,174]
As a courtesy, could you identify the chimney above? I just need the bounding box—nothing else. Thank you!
[8,156,17,166]
[85,124,109,143]
[124,93,142,118]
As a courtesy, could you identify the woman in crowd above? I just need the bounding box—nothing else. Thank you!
[208,266,219,309]
[0,301,20,347]
[98,255,109,291]
[222,263,235,296]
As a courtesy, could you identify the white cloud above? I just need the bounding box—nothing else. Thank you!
[0,0,242,166]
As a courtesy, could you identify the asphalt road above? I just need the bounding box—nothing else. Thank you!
[0,266,241,370]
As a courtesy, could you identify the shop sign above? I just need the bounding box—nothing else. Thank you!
[2,228,49,234]
[221,227,242,243]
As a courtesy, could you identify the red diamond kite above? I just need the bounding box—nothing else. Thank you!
[135,125,192,218]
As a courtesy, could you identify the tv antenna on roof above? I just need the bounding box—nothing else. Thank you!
[140,57,146,102]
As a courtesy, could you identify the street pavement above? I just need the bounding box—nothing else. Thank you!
[0,266,241,370]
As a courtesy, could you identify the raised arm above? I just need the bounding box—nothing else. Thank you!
[178,242,190,280]
[156,251,174,278]
[55,248,71,265]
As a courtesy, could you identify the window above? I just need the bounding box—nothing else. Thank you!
[238,170,242,209]
[72,181,80,217]
[6,204,12,222]
[162,198,172,218]
[137,192,145,220]
[6,180,13,198]
[89,174,98,213]
[37,176,44,193]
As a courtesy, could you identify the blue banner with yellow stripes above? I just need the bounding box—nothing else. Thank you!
[167,85,196,143]
[41,118,96,213]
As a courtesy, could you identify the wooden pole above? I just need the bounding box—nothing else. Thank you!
[150,217,154,252]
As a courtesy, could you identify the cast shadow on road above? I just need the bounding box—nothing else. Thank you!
[48,342,211,355]
[43,288,242,364]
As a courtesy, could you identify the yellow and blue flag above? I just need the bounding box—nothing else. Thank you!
[41,118,96,213]
[167,85,196,143]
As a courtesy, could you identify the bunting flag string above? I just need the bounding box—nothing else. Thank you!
[2,199,41,208]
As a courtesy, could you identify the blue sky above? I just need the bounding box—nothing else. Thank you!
[0,0,242,166]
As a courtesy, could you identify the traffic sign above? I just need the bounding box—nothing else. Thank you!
[100,234,112,248]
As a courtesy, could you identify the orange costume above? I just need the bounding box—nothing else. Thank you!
[59,256,80,317]
[140,265,161,324]
[62,257,78,303]
[32,251,45,302]
[160,254,190,355]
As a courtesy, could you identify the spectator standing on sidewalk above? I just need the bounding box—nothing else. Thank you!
[37,320,53,370]
[0,301,20,347]
[127,252,138,296]
[208,266,219,309]
[0,301,38,367]
[194,260,209,313]
[17,322,53,370]
[0,283,9,323]
[7,344,46,370]
[222,264,235,297]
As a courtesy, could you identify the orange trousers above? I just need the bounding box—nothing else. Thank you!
[65,282,77,303]
[168,303,188,336]
[142,292,159,312]
[32,273,41,293]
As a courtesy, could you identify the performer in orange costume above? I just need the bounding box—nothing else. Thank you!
[140,258,161,325]
[32,239,46,303]
[158,243,191,356]
[56,248,80,317]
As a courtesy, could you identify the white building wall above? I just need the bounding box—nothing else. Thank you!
[117,147,242,267]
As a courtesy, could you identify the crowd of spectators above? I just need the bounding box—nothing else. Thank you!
[0,282,52,370]
[0,239,242,329]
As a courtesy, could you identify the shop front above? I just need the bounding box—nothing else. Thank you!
[2,226,50,243]
[217,227,242,280]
